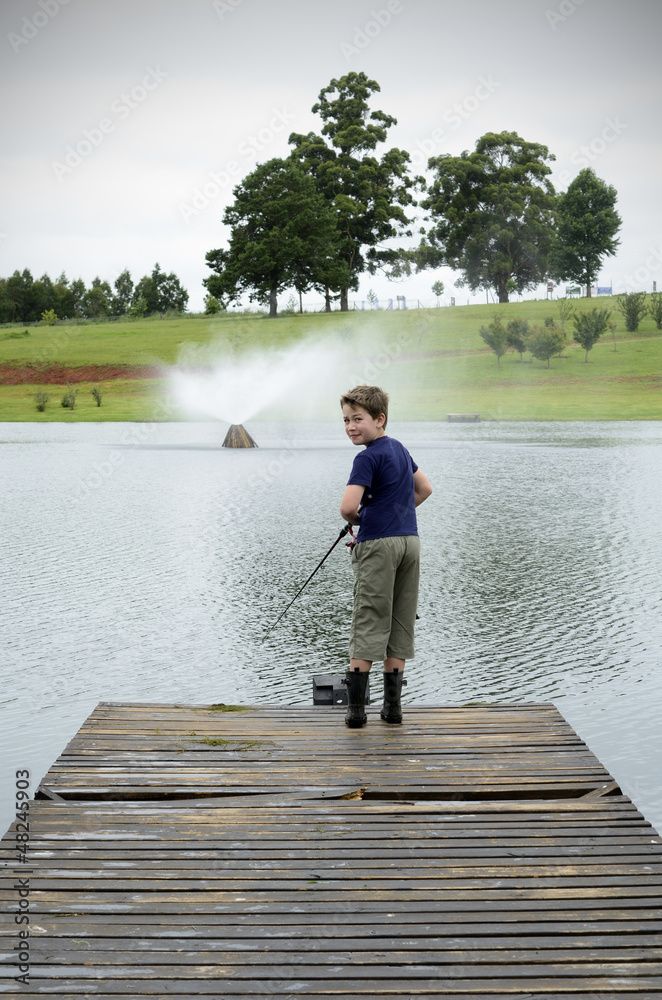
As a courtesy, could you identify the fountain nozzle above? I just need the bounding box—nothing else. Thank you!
[222,423,258,448]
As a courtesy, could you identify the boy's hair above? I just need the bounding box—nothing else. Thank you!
[340,385,389,429]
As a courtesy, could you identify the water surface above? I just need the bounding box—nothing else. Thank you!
[1,420,661,833]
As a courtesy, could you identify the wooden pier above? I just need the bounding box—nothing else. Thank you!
[2,701,662,997]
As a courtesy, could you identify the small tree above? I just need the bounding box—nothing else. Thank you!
[61,384,78,409]
[608,318,618,351]
[204,293,223,315]
[91,386,103,407]
[431,280,445,305]
[40,308,58,325]
[282,293,298,315]
[616,291,647,332]
[556,297,574,330]
[647,291,662,330]
[572,307,611,362]
[506,318,529,361]
[479,317,509,367]
[366,289,378,309]
[34,391,50,412]
[529,325,565,368]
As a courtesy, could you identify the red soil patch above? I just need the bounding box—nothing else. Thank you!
[0,363,162,385]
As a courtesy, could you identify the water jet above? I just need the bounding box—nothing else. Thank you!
[222,423,258,448]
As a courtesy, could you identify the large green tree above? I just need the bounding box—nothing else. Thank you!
[112,268,134,316]
[289,72,421,311]
[549,168,621,297]
[133,263,189,315]
[422,131,557,303]
[204,158,348,317]
[81,277,113,318]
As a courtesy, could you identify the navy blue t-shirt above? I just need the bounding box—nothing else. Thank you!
[347,435,418,543]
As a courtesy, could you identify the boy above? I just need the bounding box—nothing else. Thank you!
[339,385,432,728]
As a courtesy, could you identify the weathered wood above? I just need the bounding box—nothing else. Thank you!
[1,701,660,997]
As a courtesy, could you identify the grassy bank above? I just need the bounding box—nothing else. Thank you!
[1,300,660,421]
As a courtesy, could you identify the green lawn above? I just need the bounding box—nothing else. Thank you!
[1,301,660,421]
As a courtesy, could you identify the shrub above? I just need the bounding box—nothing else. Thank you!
[3,329,30,340]
[91,386,103,407]
[204,293,223,315]
[61,384,78,409]
[41,309,58,325]
[616,291,647,332]
[647,292,662,330]
[34,391,50,412]
[556,297,574,330]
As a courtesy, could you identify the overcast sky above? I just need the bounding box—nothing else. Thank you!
[1,0,660,312]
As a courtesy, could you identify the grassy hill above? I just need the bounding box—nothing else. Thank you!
[0,298,660,421]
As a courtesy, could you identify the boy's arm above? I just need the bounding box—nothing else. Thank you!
[340,484,366,525]
[413,468,433,507]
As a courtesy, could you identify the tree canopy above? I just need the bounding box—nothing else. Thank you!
[422,131,557,303]
[288,72,421,310]
[134,263,189,316]
[204,157,349,317]
[549,168,621,297]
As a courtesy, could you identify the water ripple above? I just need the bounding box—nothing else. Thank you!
[1,420,661,832]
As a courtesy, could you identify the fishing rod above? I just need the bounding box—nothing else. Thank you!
[262,522,355,641]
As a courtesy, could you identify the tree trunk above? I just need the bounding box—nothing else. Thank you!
[340,286,349,312]
[497,277,509,303]
[269,288,277,318]
[325,286,331,313]
[299,289,303,314]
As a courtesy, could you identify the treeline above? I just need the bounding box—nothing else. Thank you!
[0,263,188,325]
[204,71,624,317]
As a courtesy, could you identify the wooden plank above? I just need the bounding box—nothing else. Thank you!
[1,701,661,998]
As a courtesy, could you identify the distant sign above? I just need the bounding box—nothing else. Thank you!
[566,286,581,297]
[597,286,612,296]
[547,281,554,292]
[450,296,455,306]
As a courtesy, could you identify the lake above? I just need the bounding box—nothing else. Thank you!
[1,419,661,835]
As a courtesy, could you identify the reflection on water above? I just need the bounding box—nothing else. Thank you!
[1,421,661,833]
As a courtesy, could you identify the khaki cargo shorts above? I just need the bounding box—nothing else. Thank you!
[349,535,420,662]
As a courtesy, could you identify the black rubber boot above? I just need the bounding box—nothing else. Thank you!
[343,668,369,728]
[380,668,406,724]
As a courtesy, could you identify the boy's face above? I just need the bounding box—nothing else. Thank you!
[342,403,386,446]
